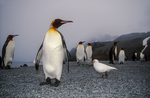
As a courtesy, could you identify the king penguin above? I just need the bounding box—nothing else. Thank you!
[35,43,43,70]
[75,41,86,65]
[2,35,18,69]
[118,48,125,64]
[40,19,72,87]
[132,52,137,61]
[109,41,119,64]
[140,52,145,62]
[85,43,93,62]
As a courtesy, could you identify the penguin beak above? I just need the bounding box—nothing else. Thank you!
[82,41,85,43]
[61,20,73,24]
[13,35,19,37]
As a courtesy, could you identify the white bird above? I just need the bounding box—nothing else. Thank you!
[93,59,117,78]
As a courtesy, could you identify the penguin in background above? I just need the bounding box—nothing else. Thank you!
[85,43,93,62]
[40,19,72,87]
[118,48,125,64]
[132,52,137,61]
[35,43,43,70]
[109,41,119,64]
[2,35,19,69]
[75,41,86,65]
[140,52,147,62]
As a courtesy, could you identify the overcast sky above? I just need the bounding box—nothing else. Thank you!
[0,0,150,62]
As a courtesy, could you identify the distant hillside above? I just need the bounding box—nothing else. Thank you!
[69,31,150,61]
[114,32,150,41]
[92,32,150,61]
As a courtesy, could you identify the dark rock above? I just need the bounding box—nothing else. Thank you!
[23,64,28,67]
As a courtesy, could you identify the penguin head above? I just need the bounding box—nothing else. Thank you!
[7,35,19,40]
[78,41,85,44]
[87,43,92,46]
[51,19,73,28]
[120,48,124,50]
[113,41,119,46]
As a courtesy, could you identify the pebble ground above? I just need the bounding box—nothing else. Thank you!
[0,61,150,98]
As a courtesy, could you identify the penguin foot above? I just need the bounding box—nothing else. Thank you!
[5,65,11,69]
[51,78,60,87]
[119,62,124,64]
[39,77,51,86]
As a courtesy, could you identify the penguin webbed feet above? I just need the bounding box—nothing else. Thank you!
[51,78,60,87]
[4,65,11,69]
[39,77,51,86]
[39,77,60,87]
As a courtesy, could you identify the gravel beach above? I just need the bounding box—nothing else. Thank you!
[0,61,150,98]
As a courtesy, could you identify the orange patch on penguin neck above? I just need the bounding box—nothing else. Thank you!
[78,44,83,46]
[51,20,55,27]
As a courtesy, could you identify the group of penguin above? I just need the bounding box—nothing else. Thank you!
[108,41,126,64]
[132,51,147,62]
[0,18,144,87]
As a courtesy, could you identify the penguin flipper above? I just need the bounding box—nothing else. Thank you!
[2,39,10,67]
[35,43,43,70]
[57,30,69,73]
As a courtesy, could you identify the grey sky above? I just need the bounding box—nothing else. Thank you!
[0,0,150,62]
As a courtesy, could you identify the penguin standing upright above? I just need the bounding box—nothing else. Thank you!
[132,52,137,61]
[2,35,18,69]
[85,43,92,62]
[109,41,119,64]
[140,52,146,62]
[118,48,125,64]
[35,43,43,70]
[40,19,72,87]
[75,41,86,65]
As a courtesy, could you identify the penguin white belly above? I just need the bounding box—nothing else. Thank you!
[86,47,92,61]
[115,47,117,57]
[43,32,64,80]
[4,41,15,66]
[140,53,144,61]
[119,51,125,63]
[76,46,85,61]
